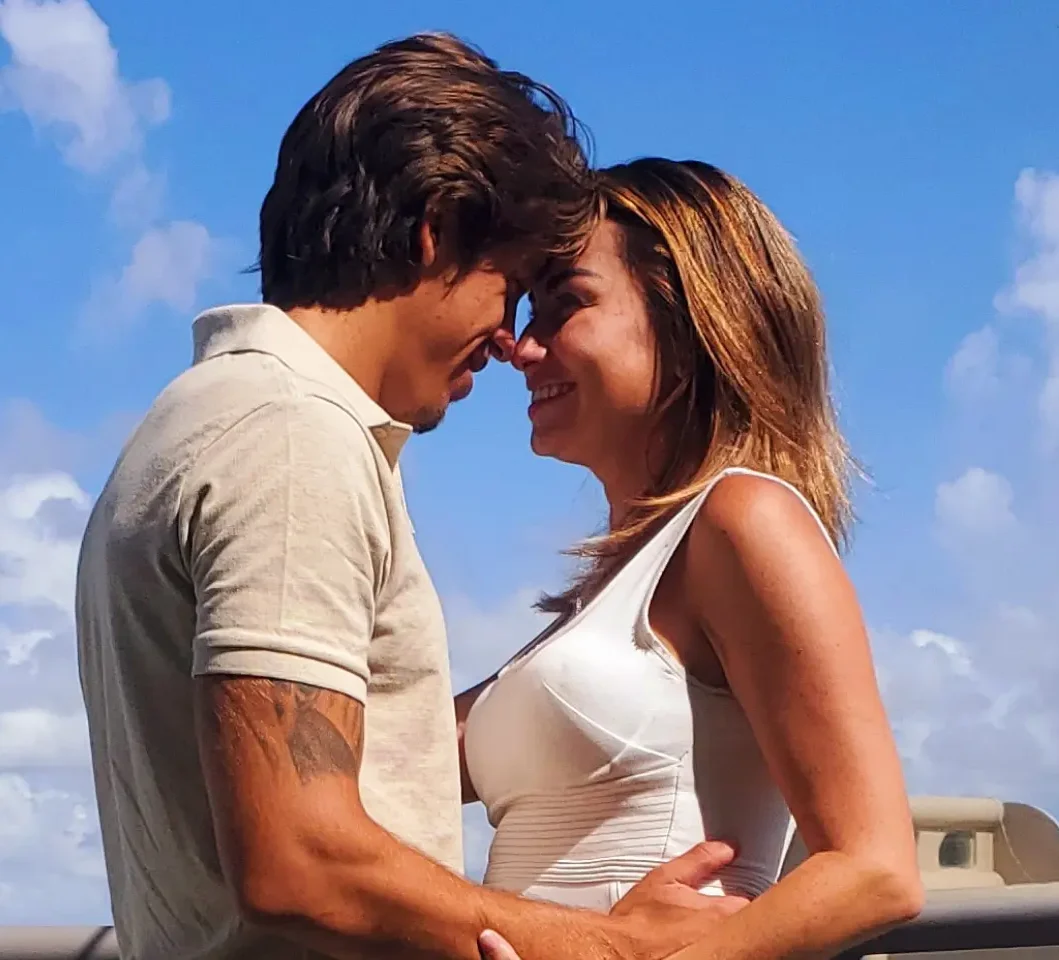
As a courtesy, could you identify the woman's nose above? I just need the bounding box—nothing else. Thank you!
[512,333,546,372]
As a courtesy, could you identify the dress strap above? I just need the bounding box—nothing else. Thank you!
[634,467,838,639]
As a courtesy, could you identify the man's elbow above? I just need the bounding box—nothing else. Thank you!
[225,832,375,937]
[228,841,318,927]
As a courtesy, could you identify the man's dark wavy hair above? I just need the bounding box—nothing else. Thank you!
[256,33,596,310]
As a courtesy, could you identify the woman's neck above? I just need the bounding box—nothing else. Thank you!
[595,421,678,531]
[597,457,656,531]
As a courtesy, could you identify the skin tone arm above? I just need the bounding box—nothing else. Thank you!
[480,474,924,960]
[196,674,747,960]
[662,474,924,960]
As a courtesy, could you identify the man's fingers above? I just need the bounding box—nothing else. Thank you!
[648,840,738,888]
[479,929,521,960]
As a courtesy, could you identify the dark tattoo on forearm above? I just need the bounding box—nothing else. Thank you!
[271,681,364,785]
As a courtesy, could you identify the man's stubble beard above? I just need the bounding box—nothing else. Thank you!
[411,406,446,435]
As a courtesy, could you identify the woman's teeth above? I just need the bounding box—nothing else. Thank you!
[531,383,574,403]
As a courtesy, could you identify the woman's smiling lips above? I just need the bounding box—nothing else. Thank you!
[528,381,576,419]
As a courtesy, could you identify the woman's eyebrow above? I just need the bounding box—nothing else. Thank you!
[541,266,600,293]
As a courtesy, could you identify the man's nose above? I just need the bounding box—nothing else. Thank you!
[488,327,517,363]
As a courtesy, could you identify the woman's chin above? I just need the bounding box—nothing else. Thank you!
[529,428,578,463]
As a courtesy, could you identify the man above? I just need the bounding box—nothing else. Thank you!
[76,34,742,960]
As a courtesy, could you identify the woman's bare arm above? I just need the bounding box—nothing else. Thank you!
[669,473,923,960]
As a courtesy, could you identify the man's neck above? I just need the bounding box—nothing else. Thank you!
[286,303,396,406]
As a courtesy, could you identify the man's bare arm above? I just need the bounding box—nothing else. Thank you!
[196,676,738,960]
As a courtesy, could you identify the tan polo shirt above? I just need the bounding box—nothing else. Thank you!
[75,304,463,960]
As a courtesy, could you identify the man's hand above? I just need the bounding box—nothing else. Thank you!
[478,842,750,960]
[612,841,750,927]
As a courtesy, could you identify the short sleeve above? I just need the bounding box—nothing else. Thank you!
[181,397,391,703]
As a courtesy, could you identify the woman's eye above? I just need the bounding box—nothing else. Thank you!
[529,295,582,333]
[527,305,559,334]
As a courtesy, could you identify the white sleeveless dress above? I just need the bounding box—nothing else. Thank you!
[463,468,836,912]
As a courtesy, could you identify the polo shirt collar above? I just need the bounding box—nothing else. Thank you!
[192,303,411,466]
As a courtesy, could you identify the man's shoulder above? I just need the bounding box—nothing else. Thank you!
[101,355,385,533]
[151,351,378,460]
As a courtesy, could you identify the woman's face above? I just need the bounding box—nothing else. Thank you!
[514,220,659,475]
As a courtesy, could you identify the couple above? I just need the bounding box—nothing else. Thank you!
[75,31,923,960]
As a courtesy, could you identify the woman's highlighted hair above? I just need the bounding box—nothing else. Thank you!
[541,158,858,616]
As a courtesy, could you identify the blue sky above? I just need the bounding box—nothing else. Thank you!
[1,0,1057,925]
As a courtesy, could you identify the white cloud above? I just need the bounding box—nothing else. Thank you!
[992,168,1059,450]
[934,466,1017,543]
[912,172,1059,815]
[945,325,1002,400]
[0,472,90,617]
[0,773,108,924]
[0,776,102,879]
[874,611,1058,810]
[0,408,107,922]
[108,162,166,228]
[83,220,221,330]
[0,709,88,767]
[909,628,973,677]
[0,469,93,776]
[0,464,93,741]
[0,0,169,173]
[2,0,228,329]
[0,625,51,666]
[999,169,1059,324]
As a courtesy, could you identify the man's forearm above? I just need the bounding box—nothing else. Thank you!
[199,677,629,960]
[263,813,624,960]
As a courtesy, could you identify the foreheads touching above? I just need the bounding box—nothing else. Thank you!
[255,33,598,431]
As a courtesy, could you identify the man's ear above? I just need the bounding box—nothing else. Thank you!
[418,218,439,269]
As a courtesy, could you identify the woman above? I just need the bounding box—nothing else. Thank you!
[456,158,924,958]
